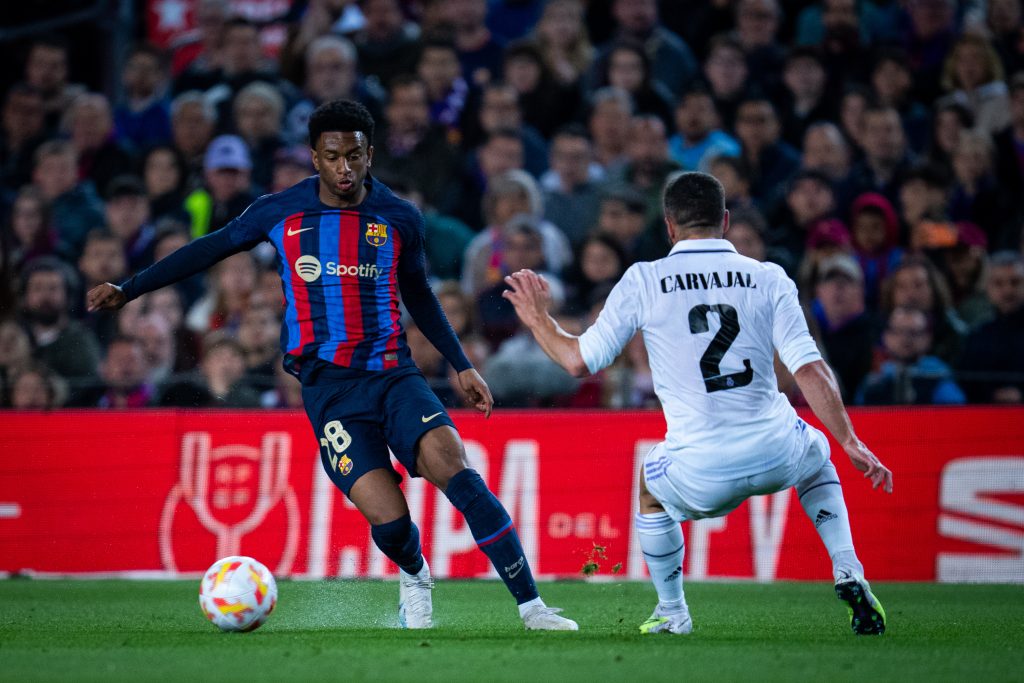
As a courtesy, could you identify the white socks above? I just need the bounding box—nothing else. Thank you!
[635,512,686,611]
[517,596,545,618]
[796,461,865,581]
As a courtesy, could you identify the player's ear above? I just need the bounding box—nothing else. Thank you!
[366,144,374,167]
[721,209,730,237]
[310,147,320,172]
[664,217,676,244]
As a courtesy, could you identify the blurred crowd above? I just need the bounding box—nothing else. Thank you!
[1,0,1023,411]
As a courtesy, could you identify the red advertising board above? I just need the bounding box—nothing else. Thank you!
[1,408,1022,582]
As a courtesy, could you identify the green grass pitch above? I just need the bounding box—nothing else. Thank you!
[1,580,1022,682]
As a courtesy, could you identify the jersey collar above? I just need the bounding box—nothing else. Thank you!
[668,238,737,256]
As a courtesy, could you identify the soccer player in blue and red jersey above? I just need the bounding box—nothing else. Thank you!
[87,100,577,631]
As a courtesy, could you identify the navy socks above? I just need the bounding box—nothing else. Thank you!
[370,514,425,576]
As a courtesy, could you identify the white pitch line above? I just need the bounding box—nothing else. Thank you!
[0,503,21,519]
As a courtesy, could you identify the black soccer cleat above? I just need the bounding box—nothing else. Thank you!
[835,575,886,635]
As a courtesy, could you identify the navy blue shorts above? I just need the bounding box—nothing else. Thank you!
[300,363,456,497]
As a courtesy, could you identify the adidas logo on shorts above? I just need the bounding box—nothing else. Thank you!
[815,509,838,528]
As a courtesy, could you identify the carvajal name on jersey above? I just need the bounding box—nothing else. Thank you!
[660,271,757,293]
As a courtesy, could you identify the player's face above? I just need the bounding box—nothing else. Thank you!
[313,131,374,207]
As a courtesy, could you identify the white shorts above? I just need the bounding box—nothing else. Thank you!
[644,421,830,522]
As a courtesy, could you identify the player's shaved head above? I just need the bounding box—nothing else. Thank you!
[663,171,727,239]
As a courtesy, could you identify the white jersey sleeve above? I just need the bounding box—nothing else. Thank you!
[767,264,823,374]
[578,263,647,373]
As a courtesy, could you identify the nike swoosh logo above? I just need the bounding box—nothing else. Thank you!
[287,227,314,236]
[421,412,444,423]
[508,564,523,579]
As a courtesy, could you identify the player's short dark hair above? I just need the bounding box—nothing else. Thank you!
[308,99,375,149]
[663,172,726,237]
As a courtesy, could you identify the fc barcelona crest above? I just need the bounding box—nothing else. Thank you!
[365,222,388,247]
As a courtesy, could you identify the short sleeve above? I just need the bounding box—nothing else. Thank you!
[578,264,647,373]
[769,266,822,373]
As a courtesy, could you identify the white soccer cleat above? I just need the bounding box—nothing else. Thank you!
[639,604,693,635]
[398,561,434,629]
[522,605,579,631]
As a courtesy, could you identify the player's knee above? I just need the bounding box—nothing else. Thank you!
[416,426,468,488]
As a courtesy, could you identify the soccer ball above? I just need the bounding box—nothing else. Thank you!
[199,556,278,632]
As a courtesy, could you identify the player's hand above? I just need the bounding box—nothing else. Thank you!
[458,368,493,418]
[843,439,893,494]
[86,283,127,312]
[502,269,552,330]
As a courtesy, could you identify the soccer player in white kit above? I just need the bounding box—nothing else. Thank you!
[503,172,893,636]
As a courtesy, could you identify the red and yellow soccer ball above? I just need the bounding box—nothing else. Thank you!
[199,556,278,632]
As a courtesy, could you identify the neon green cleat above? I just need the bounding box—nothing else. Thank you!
[639,606,692,635]
[835,573,886,635]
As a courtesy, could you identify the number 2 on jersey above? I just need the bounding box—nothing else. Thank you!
[687,304,754,393]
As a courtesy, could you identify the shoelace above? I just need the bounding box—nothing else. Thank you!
[402,576,433,613]
[526,606,565,619]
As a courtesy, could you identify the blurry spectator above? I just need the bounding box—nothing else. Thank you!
[238,305,281,387]
[184,135,255,238]
[484,313,579,408]
[993,74,1024,217]
[465,81,548,177]
[457,129,526,228]
[406,317,456,405]
[668,87,741,173]
[808,254,874,401]
[104,176,156,272]
[942,222,992,327]
[857,306,965,405]
[1,84,47,189]
[987,0,1024,75]
[285,35,386,147]
[486,0,544,43]
[898,163,951,240]
[417,37,471,137]
[604,115,679,230]
[68,335,154,408]
[19,257,100,382]
[141,145,189,223]
[352,0,421,89]
[901,0,958,105]
[503,41,580,139]
[881,255,967,365]
[733,0,785,93]
[848,192,903,310]
[176,17,284,104]
[926,101,972,175]
[151,223,204,309]
[168,0,228,77]
[817,0,876,88]
[769,170,838,268]
[146,286,201,372]
[594,185,648,263]
[271,145,315,193]
[6,362,64,409]
[372,76,462,212]
[279,0,365,85]
[797,218,854,295]
[134,314,176,386]
[233,81,286,190]
[564,234,626,315]
[77,229,127,345]
[591,40,674,128]
[703,35,749,132]
[800,122,852,186]
[170,91,216,183]
[796,0,902,49]
[440,0,504,86]
[186,251,257,334]
[115,44,172,151]
[261,361,304,408]
[383,175,473,281]
[530,0,593,86]
[64,93,135,198]
[734,97,801,217]
[156,335,261,407]
[837,84,871,152]
[30,140,105,260]
[959,251,1024,403]
[779,47,832,148]
[586,87,633,171]
[22,35,85,129]
[937,34,1010,136]
[870,49,931,154]
[725,206,769,263]
[848,105,914,207]
[0,320,33,399]
[709,155,757,212]
[6,186,59,273]
[462,170,571,296]
[542,125,601,247]
[602,0,697,99]
[948,130,1009,246]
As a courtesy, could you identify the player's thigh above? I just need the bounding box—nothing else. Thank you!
[380,368,462,484]
[643,444,743,521]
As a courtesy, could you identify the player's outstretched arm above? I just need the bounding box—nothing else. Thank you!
[502,270,589,378]
[794,359,893,493]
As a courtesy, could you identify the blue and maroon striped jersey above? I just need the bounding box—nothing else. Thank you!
[120,176,471,376]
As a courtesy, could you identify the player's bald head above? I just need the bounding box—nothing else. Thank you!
[663,172,727,240]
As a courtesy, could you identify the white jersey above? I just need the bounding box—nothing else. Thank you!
[578,238,823,479]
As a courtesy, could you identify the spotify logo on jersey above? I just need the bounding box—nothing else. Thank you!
[294,255,322,282]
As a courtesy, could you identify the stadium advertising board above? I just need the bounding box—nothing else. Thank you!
[1,408,1021,583]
